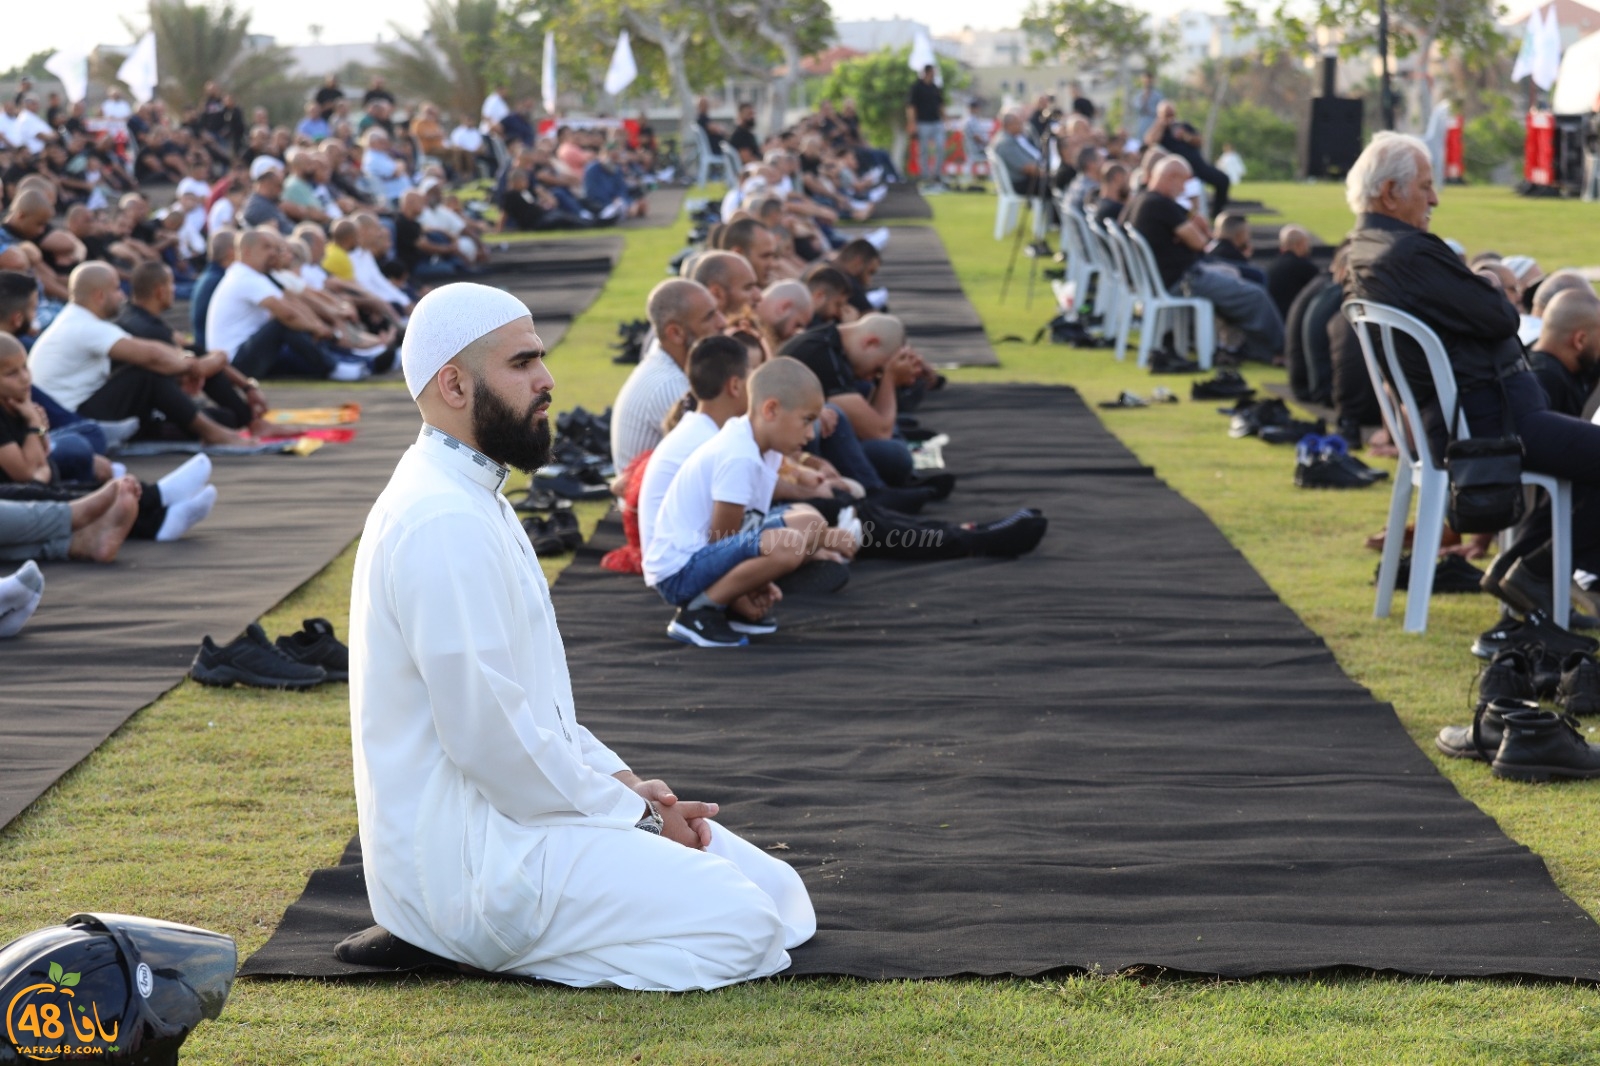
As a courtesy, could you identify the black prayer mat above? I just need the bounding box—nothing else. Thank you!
[873,227,999,368]
[870,183,934,221]
[0,387,424,832]
[240,383,1600,982]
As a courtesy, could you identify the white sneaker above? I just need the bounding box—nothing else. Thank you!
[329,361,370,382]
[864,227,890,251]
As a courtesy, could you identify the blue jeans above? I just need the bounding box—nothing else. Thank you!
[917,122,944,182]
[809,404,884,490]
[655,512,788,606]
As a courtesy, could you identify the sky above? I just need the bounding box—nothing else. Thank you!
[0,0,1219,77]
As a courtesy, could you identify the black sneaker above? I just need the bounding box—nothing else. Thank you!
[275,618,350,682]
[534,467,612,501]
[192,623,328,689]
[1474,647,1538,710]
[1490,708,1600,781]
[667,607,749,647]
[1191,370,1254,401]
[864,485,934,515]
[522,515,571,555]
[1149,347,1202,374]
[727,611,779,635]
[1260,418,1326,445]
[1230,398,1289,439]
[1385,553,1486,595]
[1557,652,1600,716]
[1436,698,1539,760]
[1294,454,1373,489]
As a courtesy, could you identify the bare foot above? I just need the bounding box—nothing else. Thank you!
[66,478,125,529]
[69,479,139,562]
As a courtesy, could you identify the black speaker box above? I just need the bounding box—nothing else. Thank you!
[1304,97,1364,179]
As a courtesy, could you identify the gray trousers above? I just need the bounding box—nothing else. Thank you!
[1182,263,1286,362]
[0,500,72,563]
[917,122,944,182]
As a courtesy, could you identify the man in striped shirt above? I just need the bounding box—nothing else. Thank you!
[611,280,727,472]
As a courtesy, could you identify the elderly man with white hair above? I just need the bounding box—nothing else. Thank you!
[1344,130,1600,628]
[346,282,814,988]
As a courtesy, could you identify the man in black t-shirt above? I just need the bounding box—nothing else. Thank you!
[395,191,468,280]
[1528,290,1600,419]
[315,75,345,120]
[1127,157,1283,362]
[696,97,728,157]
[906,66,946,188]
[728,103,761,164]
[1265,225,1320,319]
[1145,101,1231,214]
[1092,163,1129,228]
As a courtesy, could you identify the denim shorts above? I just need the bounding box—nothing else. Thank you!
[655,511,790,606]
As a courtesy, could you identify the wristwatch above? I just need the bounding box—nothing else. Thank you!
[634,799,663,835]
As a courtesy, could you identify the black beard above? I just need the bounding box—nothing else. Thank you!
[471,376,552,474]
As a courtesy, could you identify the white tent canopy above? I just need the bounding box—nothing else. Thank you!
[1552,27,1600,112]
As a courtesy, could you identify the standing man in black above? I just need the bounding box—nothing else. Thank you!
[728,103,761,165]
[315,75,345,122]
[907,66,946,191]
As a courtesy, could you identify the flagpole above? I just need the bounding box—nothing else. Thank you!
[1378,0,1394,130]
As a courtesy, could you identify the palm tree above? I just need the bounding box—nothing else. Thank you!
[140,0,298,111]
[377,0,506,122]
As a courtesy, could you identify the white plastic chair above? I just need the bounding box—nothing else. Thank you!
[1344,299,1571,633]
[1095,218,1142,361]
[986,147,1047,241]
[1056,206,1107,323]
[690,123,733,187]
[1084,216,1130,348]
[1120,223,1215,369]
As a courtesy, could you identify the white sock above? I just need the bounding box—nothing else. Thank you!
[0,561,44,638]
[157,454,212,507]
[156,484,217,542]
[329,361,368,382]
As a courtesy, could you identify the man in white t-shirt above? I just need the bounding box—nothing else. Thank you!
[480,87,510,135]
[638,336,754,556]
[99,88,132,130]
[206,229,347,381]
[8,98,56,155]
[350,215,413,312]
[643,357,840,648]
[27,262,244,443]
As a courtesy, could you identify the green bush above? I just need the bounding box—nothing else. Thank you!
[1462,104,1525,183]
[1212,102,1298,181]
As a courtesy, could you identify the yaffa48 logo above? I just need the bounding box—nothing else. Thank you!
[5,959,119,1060]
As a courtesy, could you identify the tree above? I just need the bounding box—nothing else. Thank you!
[136,0,302,114]
[0,50,57,83]
[702,0,833,134]
[378,0,511,123]
[1226,0,1506,132]
[1022,0,1168,129]
[816,48,967,166]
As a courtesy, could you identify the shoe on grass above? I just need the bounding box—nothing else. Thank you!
[191,623,327,689]
[275,618,350,683]
[1490,708,1600,782]
[1556,652,1600,716]
[1436,697,1538,760]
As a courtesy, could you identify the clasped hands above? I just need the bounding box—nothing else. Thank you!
[615,772,717,851]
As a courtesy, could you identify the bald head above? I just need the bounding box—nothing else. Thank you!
[1532,271,1595,317]
[208,229,236,265]
[1279,225,1311,257]
[839,312,907,375]
[69,262,119,305]
[691,251,758,315]
[5,189,53,237]
[748,355,823,413]
[1153,157,1192,198]
[0,331,25,362]
[1540,287,1600,339]
[647,278,723,363]
[757,280,812,342]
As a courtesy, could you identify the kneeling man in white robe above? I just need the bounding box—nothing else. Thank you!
[349,282,815,990]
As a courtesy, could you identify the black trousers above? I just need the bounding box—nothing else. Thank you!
[233,319,335,380]
[78,364,201,434]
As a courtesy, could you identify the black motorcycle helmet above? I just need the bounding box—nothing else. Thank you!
[0,913,235,1065]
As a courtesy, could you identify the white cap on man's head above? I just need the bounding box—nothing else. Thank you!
[401,282,531,399]
[249,155,284,180]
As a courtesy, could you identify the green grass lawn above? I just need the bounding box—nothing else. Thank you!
[5,182,1600,1064]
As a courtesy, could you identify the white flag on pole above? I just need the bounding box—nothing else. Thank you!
[1533,4,1564,91]
[541,33,557,115]
[1511,6,1538,82]
[117,31,159,104]
[44,50,89,104]
[604,30,638,96]
[908,27,942,87]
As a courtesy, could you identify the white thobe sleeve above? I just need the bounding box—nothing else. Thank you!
[574,723,629,777]
[391,513,643,825]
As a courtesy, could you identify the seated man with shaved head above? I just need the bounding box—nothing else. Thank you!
[27,262,246,444]
[1266,224,1319,320]
[1125,156,1284,366]
[348,283,813,988]
[207,229,357,381]
[0,189,71,304]
[690,251,761,320]
[756,280,813,347]
[611,279,727,472]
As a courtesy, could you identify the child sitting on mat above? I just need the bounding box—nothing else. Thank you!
[642,357,855,648]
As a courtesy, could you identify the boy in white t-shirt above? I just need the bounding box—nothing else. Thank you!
[643,357,844,648]
[639,336,753,556]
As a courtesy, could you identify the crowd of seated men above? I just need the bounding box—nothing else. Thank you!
[606,100,1047,648]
